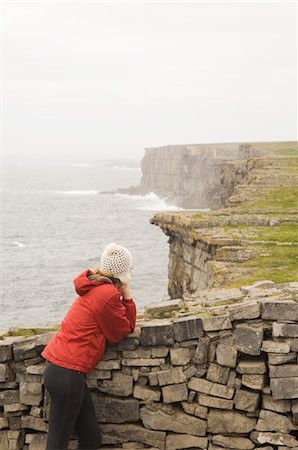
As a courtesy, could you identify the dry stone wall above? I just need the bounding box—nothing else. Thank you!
[1,288,298,450]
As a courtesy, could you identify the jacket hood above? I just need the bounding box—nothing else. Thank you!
[74,270,112,296]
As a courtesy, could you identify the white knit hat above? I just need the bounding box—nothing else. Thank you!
[100,243,133,285]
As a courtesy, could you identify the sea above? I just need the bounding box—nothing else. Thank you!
[1,158,183,333]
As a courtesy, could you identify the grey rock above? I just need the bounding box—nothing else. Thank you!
[235,325,263,356]
[122,358,165,367]
[268,352,297,365]
[145,299,183,316]
[98,372,133,397]
[0,390,19,405]
[133,384,161,403]
[229,301,261,321]
[170,348,191,366]
[157,367,186,386]
[92,394,139,423]
[202,288,244,306]
[273,323,298,338]
[198,393,233,410]
[250,432,298,447]
[165,433,208,450]
[242,373,266,390]
[262,395,291,413]
[269,364,298,378]
[237,359,266,374]
[261,341,290,353]
[188,377,234,399]
[181,401,208,419]
[256,409,295,433]
[140,321,174,346]
[173,316,204,342]
[19,382,42,406]
[212,434,255,450]
[202,316,232,332]
[193,336,210,365]
[261,301,298,321]
[162,383,188,403]
[206,362,230,384]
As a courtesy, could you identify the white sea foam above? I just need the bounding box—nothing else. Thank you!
[12,241,25,248]
[52,190,98,195]
[114,192,183,211]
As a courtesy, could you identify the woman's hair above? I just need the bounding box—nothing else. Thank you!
[90,269,122,288]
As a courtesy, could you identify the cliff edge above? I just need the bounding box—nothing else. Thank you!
[150,142,298,299]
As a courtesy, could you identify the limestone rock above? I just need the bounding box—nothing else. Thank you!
[140,321,174,346]
[237,359,266,374]
[256,409,295,433]
[273,323,298,338]
[193,336,210,365]
[242,374,265,390]
[19,382,42,406]
[212,434,255,450]
[268,353,297,365]
[216,344,237,368]
[235,325,263,356]
[0,390,19,405]
[250,431,298,447]
[262,395,291,413]
[122,358,165,367]
[98,372,134,396]
[261,301,298,321]
[206,362,230,384]
[261,341,291,353]
[0,418,8,430]
[181,401,208,419]
[21,415,47,432]
[198,394,233,410]
[188,377,234,399]
[100,423,166,449]
[162,384,188,403]
[269,364,298,378]
[165,433,208,450]
[202,288,244,306]
[229,301,261,321]
[140,404,207,436]
[207,409,256,433]
[173,316,204,342]
[133,384,161,403]
[92,394,139,423]
[170,348,191,366]
[145,299,183,317]
[234,389,259,412]
[157,368,186,386]
[271,377,298,400]
[202,316,232,332]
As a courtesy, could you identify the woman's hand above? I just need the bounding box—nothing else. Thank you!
[119,283,132,300]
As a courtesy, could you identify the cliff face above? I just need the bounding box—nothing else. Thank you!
[121,142,278,208]
[151,142,298,299]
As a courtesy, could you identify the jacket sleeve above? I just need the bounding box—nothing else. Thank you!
[94,293,136,345]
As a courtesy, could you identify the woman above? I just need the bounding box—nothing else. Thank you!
[42,243,136,450]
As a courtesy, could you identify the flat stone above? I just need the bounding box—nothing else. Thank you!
[207,409,256,433]
[0,364,13,383]
[203,288,244,306]
[235,325,263,356]
[193,336,209,365]
[19,382,42,406]
[188,377,234,399]
[152,347,169,358]
[262,395,291,413]
[21,415,48,432]
[181,402,208,419]
[173,316,204,342]
[0,431,8,449]
[250,432,298,447]
[287,338,298,352]
[122,349,152,359]
[98,372,133,397]
[261,301,298,321]
[110,334,139,351]
[202,316,232,332]
[4,402,28,412]
[206,363,230,384]
[162,383,188,403]
[229,301,261,321]
[145,299,183,316]
[95,360,121,370]
[212,434,255,450]
[234,389,259,412]
[0,418,8,430]
[269,364,298,378]
[157,368,186,386]
[242,374,265,390]
[268,353,297,365]
[0,390,19,405]
[237,359,267,374]
[26,365,46,375]
[140,321,174,346]
[92,394,139,423]
[256,409,295,433]
[13,333,53,361]
[100,423,166,449]
[133,385,161,403]
[170,348,191,366]
[216,344,237,368]
[183,365,198,380]
[273,323,298,338]
[198,394,233,410]
[140,404,207,436]
[262,341,290,353]
[165,433,208,450]
[271,377,298,400]
[25,433,47,450]
[122,358,165,367]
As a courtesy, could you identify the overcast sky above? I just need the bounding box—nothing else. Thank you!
[1,1,297,162]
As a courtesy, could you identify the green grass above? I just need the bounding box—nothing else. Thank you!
[0,326,60,339]
[238,187,298,212]
[223,223,298,243]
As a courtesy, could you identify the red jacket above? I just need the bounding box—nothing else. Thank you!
[41,270,136,374]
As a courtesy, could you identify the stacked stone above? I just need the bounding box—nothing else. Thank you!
[0,293,298,450]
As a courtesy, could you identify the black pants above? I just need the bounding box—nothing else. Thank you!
[43,362,101,450]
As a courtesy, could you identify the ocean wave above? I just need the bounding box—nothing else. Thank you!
[52,190,98,195]
[114,192,183,211]
[12,241,25,248]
